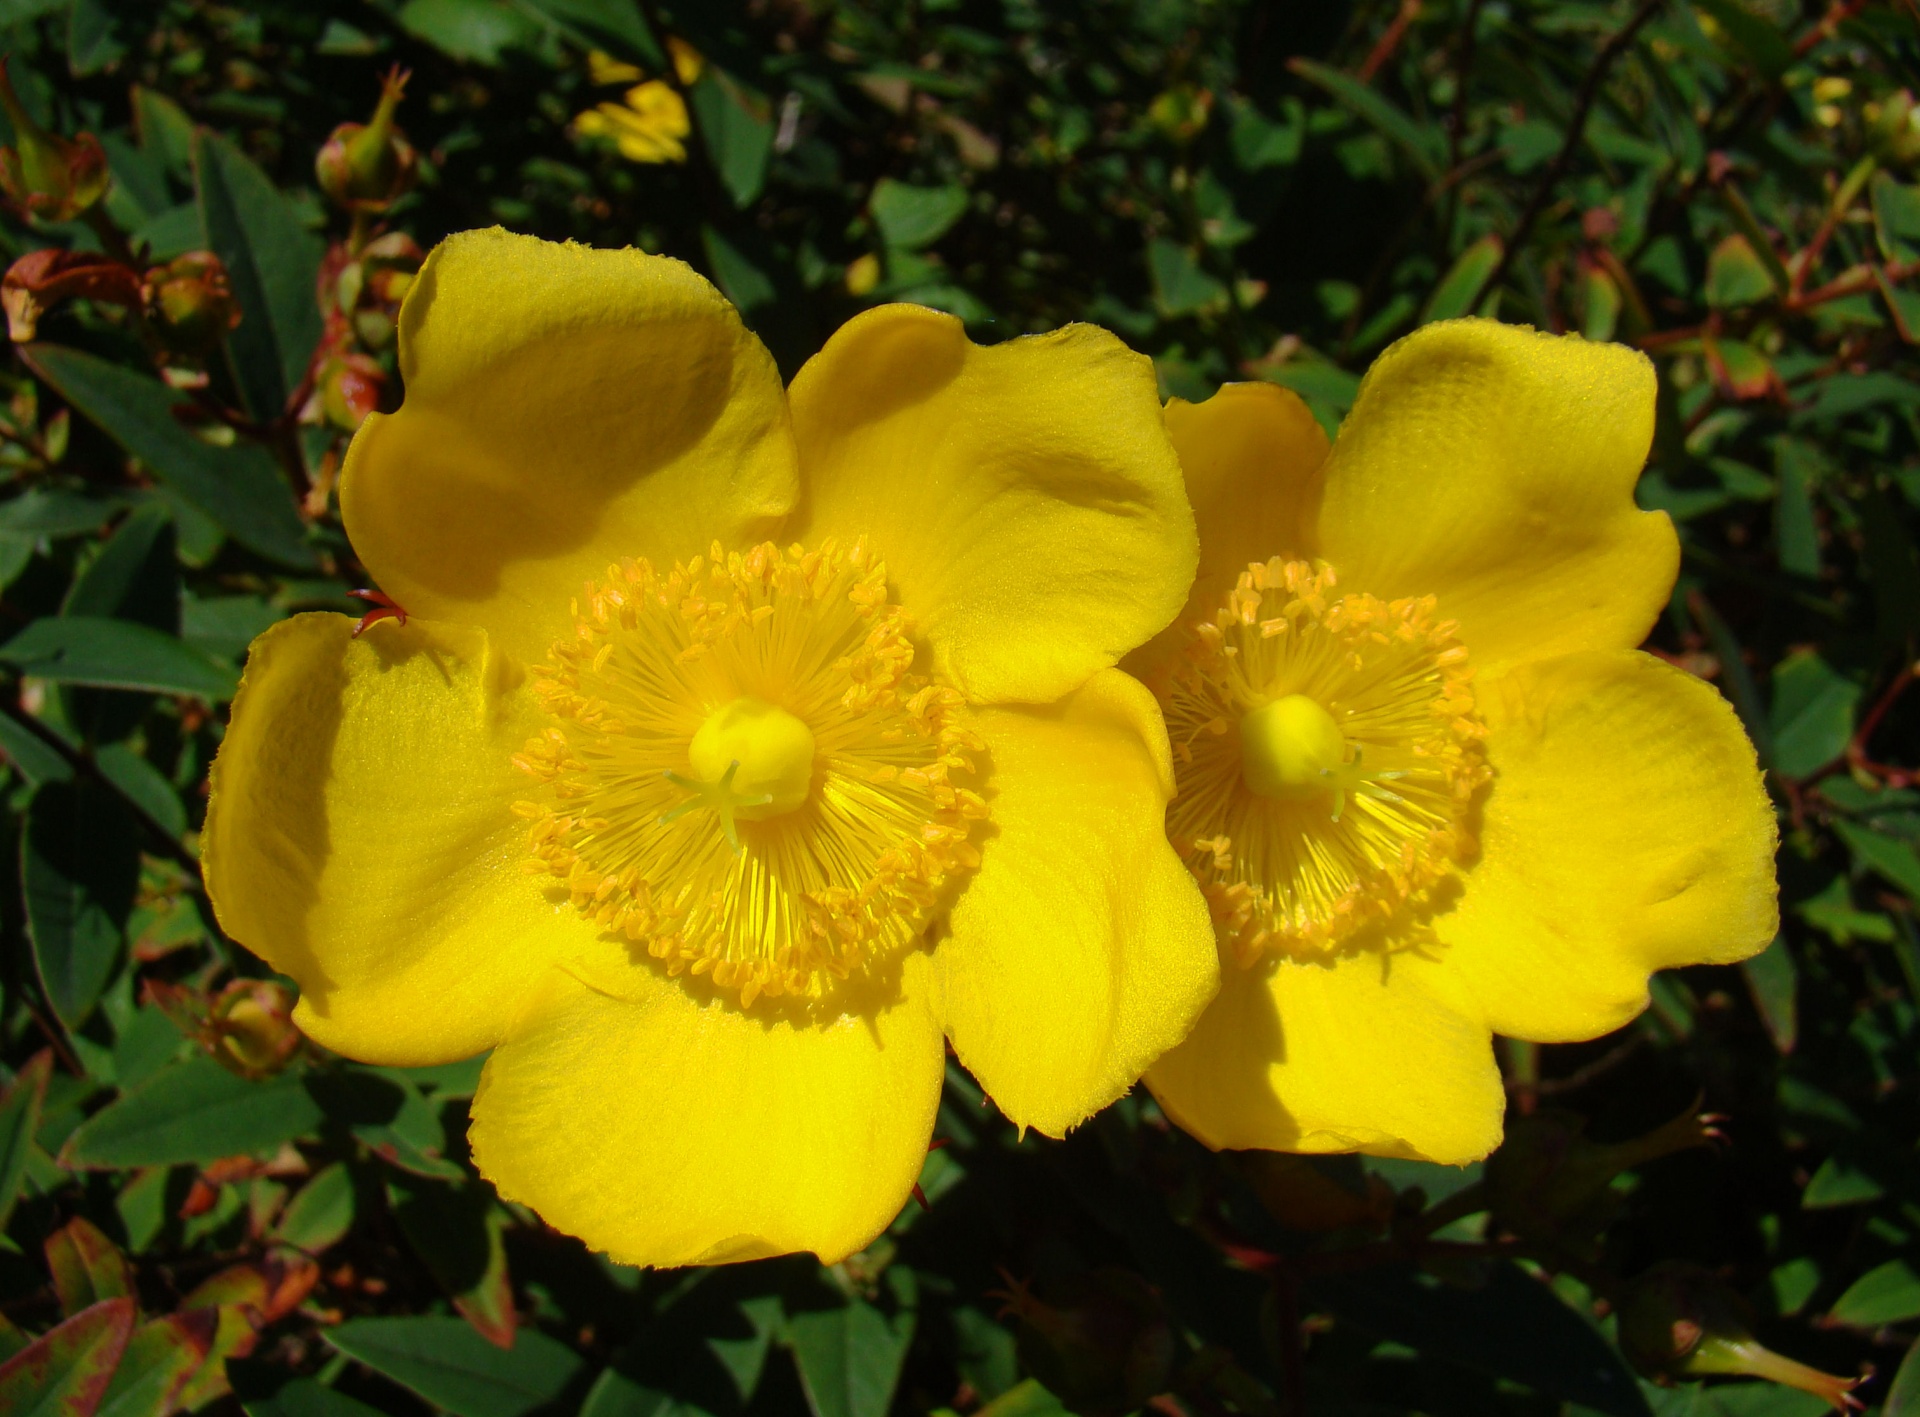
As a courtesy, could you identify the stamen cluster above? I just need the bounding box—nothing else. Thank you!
[513,540,987,1006]
[1160,559,1489,964]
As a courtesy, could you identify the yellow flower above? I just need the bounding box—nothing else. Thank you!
[1128,319,1778,1165]
[201,229,1217,1267]
[574,80,690,165]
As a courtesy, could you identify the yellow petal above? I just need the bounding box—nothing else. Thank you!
[786,304,1196,704]
[341,228,797,667]
[469,953,944,1268]
[936,671,1217,1137]
[202,614,589,1064]
[1317,319,1675,672]
[1128,382,1330,683]
[1146,948,1503,1165]
[1436,649,1778,1041]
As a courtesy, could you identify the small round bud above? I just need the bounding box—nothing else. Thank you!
[143,251,240,355]
[0,59,108,221]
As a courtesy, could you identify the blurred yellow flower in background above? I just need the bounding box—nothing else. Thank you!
[1128,319,1779,1166]
[574,80,690,165]
[201,229,1217,1269]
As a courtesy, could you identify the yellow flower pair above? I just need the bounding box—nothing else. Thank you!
[203,229,1778,1269]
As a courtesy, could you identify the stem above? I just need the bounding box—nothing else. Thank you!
[1483,0,1666,296]
[1792,155,1877,297]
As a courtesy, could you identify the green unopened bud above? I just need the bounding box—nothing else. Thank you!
[1487,1103,1721,1260]
[996,1266,1175,1417]
[1618,1262,1862,1412]
[1867,89,1920,167]
[315,65,417,211]
[143,251,240,355]
[208,979,301,1079]
[0,58,108,221]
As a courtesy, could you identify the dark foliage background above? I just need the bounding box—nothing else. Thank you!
[0,2,1916,1416]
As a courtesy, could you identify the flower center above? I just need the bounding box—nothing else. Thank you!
[1156,558,1489,965]
[513,540,987,1007]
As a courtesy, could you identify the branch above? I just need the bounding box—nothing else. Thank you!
[1483,0,1666,294]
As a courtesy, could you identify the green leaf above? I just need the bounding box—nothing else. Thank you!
[870,179,969,250]
[1767,651,1859,778]
[514,0,660,63]
[0,1051,51,1232]
[1835,820,1920,901]
[325,1317,587,1417]
[96,1311,218,1417]
[1828,1259,1920,1327]
[310,1069,461,1179]
[193,129,325,424]
[0,713,73,787]
[94,744,187,840]
[1148,239,1229,319]
[398,0,544,65]
[389,1177,516,1348]
[0,1298,137,1417]
[1801,1154,1885,1208]
[274,1163,356,1254]
[701,226,776,313]
[46,1217,135,1314]
[690,70,773,208]
[1424,236,1503,323]
[239,1375,390,1417]
[1872,174,1920,263]
[24,779,139,1028]
[26,346,313,568]
[974,1380,1071,1417]
[1286,58,1442,181]
[1885,1335,1920,1417]
[1311,1263,1651,1417]
[0,488,127,539]
[1705,234,1777,310]
[1,617,239,699]
[788,1291,917,1417]
[62,1056,323,1168]
[1773,441,1820,579]
[1694,0,1795,76]
[67,0,124,76]
[1741,936,1797,1053]
[65,506,179,631]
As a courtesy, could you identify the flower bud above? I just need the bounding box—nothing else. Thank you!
[1618,1262,1862,1412]
[1867,89,1920,167]
[1486,1103,1721,1260]
[0,59,108,221]
[3,248,141,341]
[304,341,385,431]
[315,66,417,211]
[997,1266,1175,1417]
[145,977,303,1079]
[143,251,240,355]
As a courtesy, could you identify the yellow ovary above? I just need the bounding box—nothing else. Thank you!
[1160,558,1489,965]
[513,539,987,1007]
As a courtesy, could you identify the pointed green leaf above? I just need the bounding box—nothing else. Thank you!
[788,1287,917,1417]
[25,346,313,568]
[1740,937,1797,1053]
[194,130,325,424]
[1829,1260,1920,1327]
[388,1177,516,1348]
[96,1311,218,1417]
[325,1316,586,1417]
[238,1374,389,1417]
[690,70,773,208]
[45,1219,135,1316]
[63,1056,322,1169]
[1425,236,1503,323]
[1,617,239,699]
[0,1051,52,1232]
[1885,1335,1920,1417]
[1835,821,1920,901]
[274,1163,356,1255]
[1706,234,1778,309]
[1872,173,1920,263]
[24,779,139,1028]
[870,179,969,251]
[1768,651,1859,778]
[1286,58,1442,181]
[0,1298,137,1417]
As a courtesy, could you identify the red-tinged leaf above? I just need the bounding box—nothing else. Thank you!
[0,1297,137,1417]
[388,1178,517,1350]
[180,1253,318,1327]
[95,1310,218,1417]
[1706,232,1777,308]
[1705,334,1782,401]
[45,1219,135,1317]
[167,1307,254,1412]
[0,1050,53,1233]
